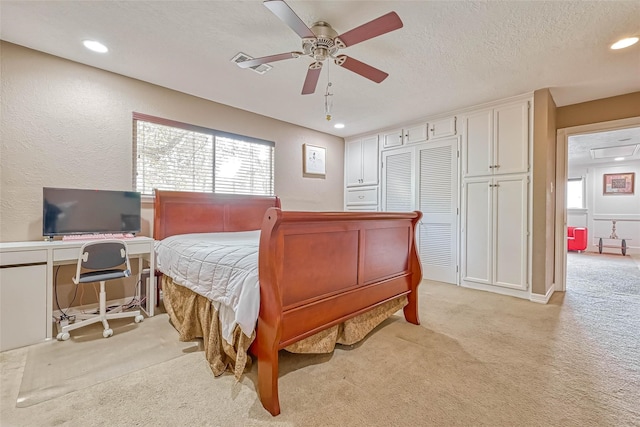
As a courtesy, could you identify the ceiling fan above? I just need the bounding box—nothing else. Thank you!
[236,0,403,95]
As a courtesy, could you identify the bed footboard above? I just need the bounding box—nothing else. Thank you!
[254,209,423,415]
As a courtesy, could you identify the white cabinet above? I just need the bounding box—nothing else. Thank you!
[345,134,379,211]
[346,135,379,187]
[382,124,428,149]
[428,116,457,140]
[1,261,48,351]
[462,100,529,177]
[461,174,528,290]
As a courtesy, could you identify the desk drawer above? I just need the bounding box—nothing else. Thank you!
[0,250,47,267]
[346,188,378,205]
[126,241,153,256]
[53,241,152,262]
[53,247,80,262]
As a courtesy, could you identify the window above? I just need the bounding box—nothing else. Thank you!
[567,177,585,209]
[133,113,274,196]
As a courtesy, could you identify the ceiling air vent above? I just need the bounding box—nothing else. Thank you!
[231,52,272,75]
[590,143,640,159]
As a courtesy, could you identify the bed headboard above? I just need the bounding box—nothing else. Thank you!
[153,190,281,240]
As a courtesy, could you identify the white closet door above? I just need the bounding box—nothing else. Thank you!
[361,135,379,186]
[462,177,492,285]
[462,109,493,177]
[346,139,363,187]
[417,137,458,284]
[493,175,528,290]
[381,148,414,212]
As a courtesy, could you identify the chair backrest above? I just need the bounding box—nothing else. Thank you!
[73,240,131,284]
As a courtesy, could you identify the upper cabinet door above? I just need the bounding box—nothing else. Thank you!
[382,129,403,149]
[404,124,428,144]
[462,109,493,177]
[494,101,529,175]
[360,135,379,186]
[345,139,363,187]
[429,117,457,140]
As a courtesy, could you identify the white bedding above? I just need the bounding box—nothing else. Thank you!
[154,231,260,343]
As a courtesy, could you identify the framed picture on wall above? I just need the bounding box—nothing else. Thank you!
[303,144,326,177]
[603,172,634,195]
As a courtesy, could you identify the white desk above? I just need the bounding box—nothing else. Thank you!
[0,237,155,351]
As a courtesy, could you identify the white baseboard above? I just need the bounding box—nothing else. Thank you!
[530,283,555,304]
[460,281,530,300]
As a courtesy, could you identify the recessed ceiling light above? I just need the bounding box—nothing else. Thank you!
[334,123,345,129]
[83,40,108,53]
[614,157,625,161]
[611,37,639,50]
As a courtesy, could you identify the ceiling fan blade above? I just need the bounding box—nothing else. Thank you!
[236,52,300,69]
[264,0,316,39]
[336,12,403,48]
[334,55,388,83]
[301,62,323,95]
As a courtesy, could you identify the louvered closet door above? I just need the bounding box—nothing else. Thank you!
[381,148,415,212]
[417,137,459,284]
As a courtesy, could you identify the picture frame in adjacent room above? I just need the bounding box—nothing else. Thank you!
[303,144,326,177]
[603,172,635,195]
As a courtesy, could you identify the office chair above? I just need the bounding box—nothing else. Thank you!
[56,240,144,340]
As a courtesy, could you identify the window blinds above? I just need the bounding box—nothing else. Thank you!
[133,114,274,196]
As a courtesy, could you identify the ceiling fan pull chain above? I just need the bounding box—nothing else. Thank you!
[324,62,333,121]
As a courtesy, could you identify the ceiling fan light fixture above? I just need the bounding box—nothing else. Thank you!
[611,37,639,50]
[82,40,108,53]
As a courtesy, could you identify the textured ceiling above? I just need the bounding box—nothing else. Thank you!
[1,1,639,138]
[569,126,640,166]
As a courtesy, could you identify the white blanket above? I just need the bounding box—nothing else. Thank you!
[154,231,260,343]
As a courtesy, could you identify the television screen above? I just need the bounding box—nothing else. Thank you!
[43,187,141,237]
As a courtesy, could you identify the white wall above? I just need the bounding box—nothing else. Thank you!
[0,42,345,242]
[568,160,640,254]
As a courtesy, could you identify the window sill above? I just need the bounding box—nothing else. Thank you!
[568,208,588,214]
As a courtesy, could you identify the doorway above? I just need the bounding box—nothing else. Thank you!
[554,117,640,291]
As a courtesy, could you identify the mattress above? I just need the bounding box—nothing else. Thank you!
[154,231,260,343]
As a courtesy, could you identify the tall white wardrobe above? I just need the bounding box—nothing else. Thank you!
[344,94,533,299]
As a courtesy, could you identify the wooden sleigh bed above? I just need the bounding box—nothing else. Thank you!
[153,190,422,415]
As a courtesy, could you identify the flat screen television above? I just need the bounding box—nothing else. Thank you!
[43,187,141,237]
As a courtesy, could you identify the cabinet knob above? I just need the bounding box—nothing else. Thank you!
[494,164,500,169]
[489,165,494,169]
[358,195,365,199]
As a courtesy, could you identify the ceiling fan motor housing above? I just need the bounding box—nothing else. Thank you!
[303,21,340,61]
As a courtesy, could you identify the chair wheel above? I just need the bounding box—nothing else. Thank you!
[57,332,70,341]
[103,329,113,338]
[134,315,144,323]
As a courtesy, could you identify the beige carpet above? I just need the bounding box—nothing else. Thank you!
[1,280,639,426]
[15,313,197,408]
[567,251,640,296]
